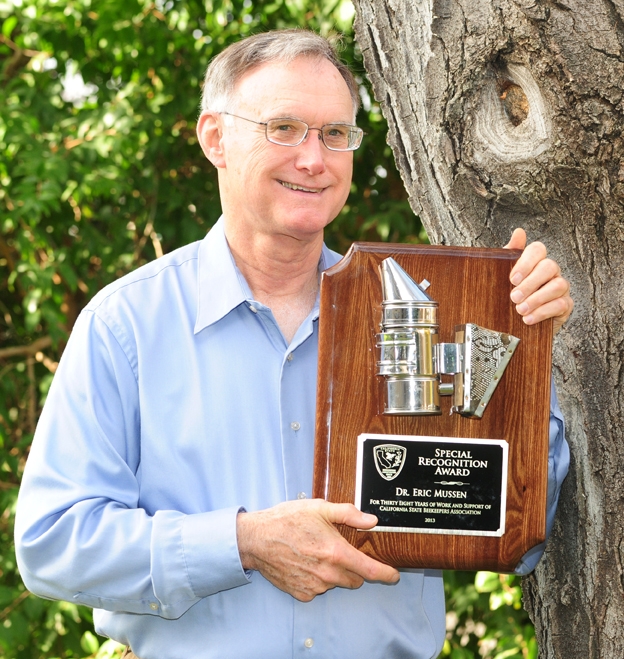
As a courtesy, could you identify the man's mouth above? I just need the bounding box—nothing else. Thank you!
[279,181,324,193]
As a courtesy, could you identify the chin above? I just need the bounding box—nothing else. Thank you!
[283,215,335,238]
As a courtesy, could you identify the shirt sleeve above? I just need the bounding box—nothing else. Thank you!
[14,310,250,620]
[513,378,570,575]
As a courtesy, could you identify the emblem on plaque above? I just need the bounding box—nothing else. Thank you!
[373,444,407,481]
[376,258,520,418]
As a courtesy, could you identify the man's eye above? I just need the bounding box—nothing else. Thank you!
[326,126,348,137]
[273,123,298,132]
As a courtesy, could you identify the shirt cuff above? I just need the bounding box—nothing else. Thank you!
[183,506,251,597]
[514,379,569,575]
[151,507,250,616]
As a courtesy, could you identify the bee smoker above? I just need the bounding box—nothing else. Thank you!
[376,257,519,419]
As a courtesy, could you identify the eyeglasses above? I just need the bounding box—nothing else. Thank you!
[220,112,364,152]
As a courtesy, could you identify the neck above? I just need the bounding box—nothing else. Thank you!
[224,219,324,343]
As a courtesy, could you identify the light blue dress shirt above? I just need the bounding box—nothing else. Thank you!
[15,219,569,659]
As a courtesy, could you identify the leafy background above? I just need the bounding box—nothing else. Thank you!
[0,0,533,657]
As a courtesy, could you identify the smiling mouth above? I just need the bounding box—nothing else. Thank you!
[279,180,324,193]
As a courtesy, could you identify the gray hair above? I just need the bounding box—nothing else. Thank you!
[200,29,360,117]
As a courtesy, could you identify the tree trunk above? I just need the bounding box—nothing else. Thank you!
[352,1,624,656]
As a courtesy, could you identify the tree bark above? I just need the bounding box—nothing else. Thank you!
[352,1,624,656]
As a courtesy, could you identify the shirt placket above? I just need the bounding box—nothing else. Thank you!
[247,300,330,658]
[279,318,333,658]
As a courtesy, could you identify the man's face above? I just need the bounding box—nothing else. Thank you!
[212,56,355,243]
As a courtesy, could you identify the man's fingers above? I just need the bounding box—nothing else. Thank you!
[518,297,573,328]
[357,555,400,584]
[323,501,378,530]
[519,296,573,329]
[502,230,574,332]
[287,539,399,602]
[511,275,572,323]
[290,565,368,602]
[309,501,402,584]
[320,502,400,583]
[328,535,400,584]
[511,271,567,312]
[508,240,547,286]
[504,227,527,251]
[510,258,562,305]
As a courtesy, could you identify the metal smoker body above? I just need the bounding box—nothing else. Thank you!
[376,258,519,419]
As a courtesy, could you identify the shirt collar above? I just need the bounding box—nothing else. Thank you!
[194,217,343,334]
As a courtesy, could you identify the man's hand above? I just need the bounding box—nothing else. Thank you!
[236,499,400,602]
[504,228,573,333]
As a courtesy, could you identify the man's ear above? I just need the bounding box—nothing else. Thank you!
[197,111,226,168]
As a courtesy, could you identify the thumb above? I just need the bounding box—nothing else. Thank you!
[504,227,527,250]
[324,502,378,530]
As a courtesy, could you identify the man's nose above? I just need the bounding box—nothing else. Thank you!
[294,129,327,175]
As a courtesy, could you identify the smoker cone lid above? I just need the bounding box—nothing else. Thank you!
[380,257,434,303]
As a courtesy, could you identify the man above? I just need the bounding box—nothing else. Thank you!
[15,30,572,659]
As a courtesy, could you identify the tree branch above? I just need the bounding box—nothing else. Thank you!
[0,34,41,58]
[0,591,30,622]
[0,336,52,359]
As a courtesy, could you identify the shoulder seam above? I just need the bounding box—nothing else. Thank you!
[84,308,140,383]
[89,254,199,313]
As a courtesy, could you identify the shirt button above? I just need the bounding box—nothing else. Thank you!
[297,492,307,500]
[290,421,301,431]
[287,353,294,361]
[149,602,158,611]
[304,638,314,649]
[249,305,258,313]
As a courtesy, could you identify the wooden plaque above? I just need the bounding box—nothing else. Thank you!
[312,243,552,572]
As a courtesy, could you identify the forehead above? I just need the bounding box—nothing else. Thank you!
[231,56,355,123]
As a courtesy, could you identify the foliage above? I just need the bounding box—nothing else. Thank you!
[442,571,537,659]
[0,0,526,656]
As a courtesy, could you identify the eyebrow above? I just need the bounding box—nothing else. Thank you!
[267,114,305,122]
[268,115,356,125]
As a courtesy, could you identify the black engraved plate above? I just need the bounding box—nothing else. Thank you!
[355,434,508,536]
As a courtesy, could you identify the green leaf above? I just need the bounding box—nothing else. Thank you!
[494,648,523,659]
[81,630,100,654]
[475,571,500,593]
[2,16,18,38]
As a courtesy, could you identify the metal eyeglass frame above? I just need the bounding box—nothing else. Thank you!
[219,112,364,152]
